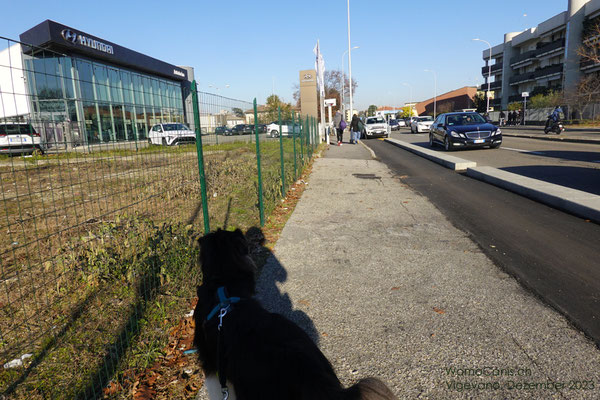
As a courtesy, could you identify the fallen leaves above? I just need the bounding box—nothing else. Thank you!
[105,298,204,400]
[433,307,446,315]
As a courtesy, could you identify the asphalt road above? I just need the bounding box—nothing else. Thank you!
[364,138,600,345]
[391,130,600,195]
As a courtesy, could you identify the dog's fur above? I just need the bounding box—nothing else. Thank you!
[194,229,397,400]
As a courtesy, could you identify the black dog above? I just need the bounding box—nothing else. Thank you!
[194,229,397,400]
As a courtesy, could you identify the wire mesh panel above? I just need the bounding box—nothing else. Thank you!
[0,35,321,399]
[0,37,206,399]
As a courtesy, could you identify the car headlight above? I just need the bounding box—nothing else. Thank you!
[493,128,501,136]
[450,131,460,138]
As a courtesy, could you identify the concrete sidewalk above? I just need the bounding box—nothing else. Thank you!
[254,139,600,399]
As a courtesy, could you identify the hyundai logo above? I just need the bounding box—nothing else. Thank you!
[304,73,312,79]
[61,29,78,44]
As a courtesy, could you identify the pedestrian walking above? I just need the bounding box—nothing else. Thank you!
[518,109,523,125]
[499,110,506,126]
[333,110,346,146]
[509,110,515,125]
[350,114,360,144]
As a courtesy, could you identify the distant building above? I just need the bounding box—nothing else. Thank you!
[414,87,478,116]
[479,0,600,110]
[0,20,192,147]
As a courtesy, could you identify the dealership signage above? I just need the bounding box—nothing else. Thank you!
[61,29,114,55]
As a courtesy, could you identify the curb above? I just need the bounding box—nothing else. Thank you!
[466,166,600,224]
[384,138,476,171]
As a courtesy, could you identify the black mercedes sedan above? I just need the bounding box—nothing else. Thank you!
[429,112,502,151]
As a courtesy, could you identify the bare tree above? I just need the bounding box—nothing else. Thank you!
[571,19,600,119]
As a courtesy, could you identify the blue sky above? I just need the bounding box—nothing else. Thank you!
[3,0,566,110]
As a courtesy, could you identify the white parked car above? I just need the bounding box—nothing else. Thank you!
[266,122,300,138]
[410,116,434,133]
[398,119,407,127]
[363,116,390,139]
[148,123,196,146]
[0,123,46,155]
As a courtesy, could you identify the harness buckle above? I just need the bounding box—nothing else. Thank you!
[217,306,230,331]
[221,387,230,400]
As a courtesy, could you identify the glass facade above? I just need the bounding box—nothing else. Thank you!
[23,50,185,145]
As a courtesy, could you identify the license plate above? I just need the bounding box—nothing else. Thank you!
[474,139,484,144]
[9,138,29,143]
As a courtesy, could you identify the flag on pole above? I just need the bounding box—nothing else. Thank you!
[313,40,325,97]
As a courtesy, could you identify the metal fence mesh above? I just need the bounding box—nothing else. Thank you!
[1,36,320,398]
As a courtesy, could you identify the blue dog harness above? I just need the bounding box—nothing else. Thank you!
[207,287,241,323]
[206,287,241,400]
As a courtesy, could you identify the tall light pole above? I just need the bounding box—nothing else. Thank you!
[341,46,359,116]
[473,38,492,113]
[347,0,354,119]
[402,82,413,117]
[424,69,437,119]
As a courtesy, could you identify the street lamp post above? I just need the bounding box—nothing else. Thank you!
[341,46,359,117]
[424,69,437,119]
[402,82,413,117]
[473,38,492,113]
[347,0,354,119]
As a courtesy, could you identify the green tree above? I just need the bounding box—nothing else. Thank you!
[472,92,487,113]
[508,102,521,111]
[262,94,292,123]
[396,106,412,119]
[528,91,563,109]
[367,105,378,116]
[232,108,245,118]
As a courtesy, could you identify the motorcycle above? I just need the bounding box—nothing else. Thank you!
[544,119,564,135]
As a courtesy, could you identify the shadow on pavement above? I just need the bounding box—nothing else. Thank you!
[246,227,320,345]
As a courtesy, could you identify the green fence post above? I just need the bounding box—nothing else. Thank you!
[192,80,210,234]
[312,116,315,154]
[278,106,285,197]
[254,99,265,226]
[300,115,305,165]
[292,111,298,180]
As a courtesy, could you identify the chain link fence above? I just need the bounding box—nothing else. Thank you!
[1,36,320,398]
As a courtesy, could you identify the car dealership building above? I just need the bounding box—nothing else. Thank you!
[0,20,194,147]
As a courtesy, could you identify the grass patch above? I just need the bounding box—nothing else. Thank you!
[0,136,318,399]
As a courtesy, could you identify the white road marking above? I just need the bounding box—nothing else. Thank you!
[501,147,545,155]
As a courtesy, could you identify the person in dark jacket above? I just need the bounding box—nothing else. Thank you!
[350,114,361,144]
[333,110,345,146]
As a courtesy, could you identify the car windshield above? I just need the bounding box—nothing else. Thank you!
[0,124,37,135]
[366,117,385,124]
[162,123,190,131]
[418,117,433,122]
[446,113,487,126]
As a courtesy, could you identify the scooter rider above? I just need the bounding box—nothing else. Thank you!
[545,106,563,130]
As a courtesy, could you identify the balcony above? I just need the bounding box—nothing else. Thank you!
[581,58,599,70]
[481,63,503,76]
[489,98,502,107]
[509,72,535,85]
[508,94,525,103]
[510,50,536,66]
[533,64,563,79]
[534,38,565,57]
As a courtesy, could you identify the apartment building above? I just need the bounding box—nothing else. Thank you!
[480,0,600,110]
